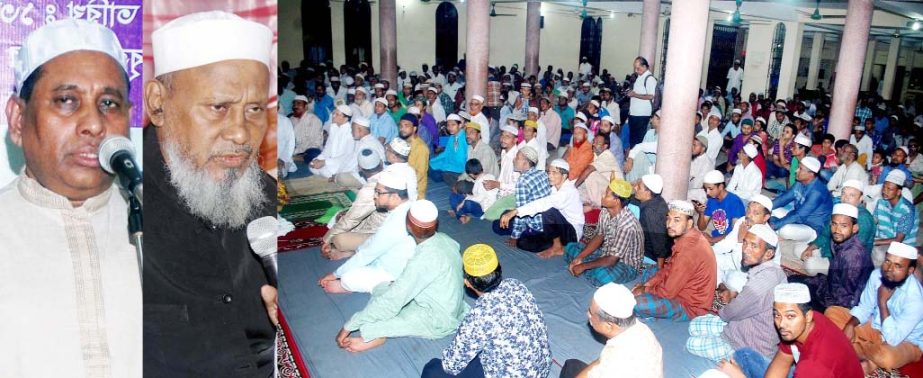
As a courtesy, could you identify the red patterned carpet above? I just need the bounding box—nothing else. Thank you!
[278,220,328,252]
[278,310,310,378]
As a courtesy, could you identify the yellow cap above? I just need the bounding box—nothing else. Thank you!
[608,179,632,198]
[466,122,482,132]
[462,244,499,277]
[524,120,538,130]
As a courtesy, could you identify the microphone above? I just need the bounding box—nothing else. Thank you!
[98,136,143,203]
[247,216,279,286]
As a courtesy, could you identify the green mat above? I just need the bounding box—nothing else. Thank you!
[280,190,355,222]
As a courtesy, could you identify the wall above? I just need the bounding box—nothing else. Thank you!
[278,0,303,66]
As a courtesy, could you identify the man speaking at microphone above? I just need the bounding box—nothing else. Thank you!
[142,11,278,376]
[0,20,141,377]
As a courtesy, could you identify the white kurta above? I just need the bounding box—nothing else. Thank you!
[345,134,387,184]
[698,127,723,162]
[727,162,763,201]
[277,112,297,174]
[850,134,874,169]
[0,176,141,378]
[312,121,357,177]
[291,112,323,154]
[498,145,521,197]
[470,111,491,146]
[517,179,585,241]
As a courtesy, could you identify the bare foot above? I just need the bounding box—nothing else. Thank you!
[537,246,564,259]
[459,215,471,224]
[344,337,386,352]
[322,280,351,294]
[327,249,355,261]
[447,209,456,217]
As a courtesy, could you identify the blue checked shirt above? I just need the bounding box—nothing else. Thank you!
[874,197,918,245]
[854,106,872,124]
[512,168,551,239]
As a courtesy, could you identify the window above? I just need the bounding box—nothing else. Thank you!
[343,0,372,66]
[435,2,459,69]
[706,24,744,91]
[302,0,333,65]
[767,23,786,99]
[659,17,670,80]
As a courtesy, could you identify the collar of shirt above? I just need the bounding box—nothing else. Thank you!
[17,171,112,212]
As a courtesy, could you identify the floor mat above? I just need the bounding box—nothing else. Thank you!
[279,220,329,252]
[280,191,354,222]
[278,310,310,378]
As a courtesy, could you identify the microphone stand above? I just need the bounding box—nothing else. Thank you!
[127,194,143,283]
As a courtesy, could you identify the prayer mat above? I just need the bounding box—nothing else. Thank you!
[285,176,344,196]
[278,220,329,252]
[278,310,310,378]
[581,208,601,243]
[280,191,355,222]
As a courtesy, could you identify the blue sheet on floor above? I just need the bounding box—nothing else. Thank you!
[278,181,716,378]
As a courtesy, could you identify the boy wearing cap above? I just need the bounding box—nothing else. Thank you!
[429,114,469,186]
[699,111,724,162]
[561,283,663,378]
[689,135,718,204]
[423,244,552,378]
[468,96,491,146]
[726,145,763,202]
[787,134,812,187]
[337,201,467,353]
[696,170,746,245]
[873,170,919,267]
[824,242,923,374]
[1,18,141,376]
[370,96,399,144]
[850,121,873,168]
[384,138,420,201]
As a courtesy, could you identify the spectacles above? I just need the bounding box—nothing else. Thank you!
[374,189,395,197]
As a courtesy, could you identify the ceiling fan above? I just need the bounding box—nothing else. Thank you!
[490,2,516,17]
[799,0,847,21]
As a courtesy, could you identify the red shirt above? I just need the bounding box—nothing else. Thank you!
[778,312,863,378]
[644,229,717,317]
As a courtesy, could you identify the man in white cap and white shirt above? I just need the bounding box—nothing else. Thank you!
[143,10,277,376]
[826,143,868,196]
[328,75,347,101]
[384,137,419,201]
[726,144,763,202]
[291,94,324,159]
[824,242,923,374]
[321,150,389,260]
[711,195,776,283]
[350,86,373,119]
[482,123,521,200]
[726,59,743,94]
[426,86,447,123]
[688,134,717,204]
[0,18,140,377]
[335,200,467,353]
[309,104,358,178]
[560,283,663,378]
[334,116,386,190]
[850,123,874,168]
[698,110,724,162]
[468,95,491,146]
[872,169,919,267]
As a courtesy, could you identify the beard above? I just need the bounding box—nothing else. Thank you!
[881,274,908,290]
[163,140,267,229]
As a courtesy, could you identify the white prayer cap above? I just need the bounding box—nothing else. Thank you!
[500,124,519,135]
[593,283,636,318]
[343,76,355,86]
[590,100,600,108]
[15,19,127,95]
[152,11,272,77]
[386,89,399,97]
[520,82,532,88]
[732,108,742,115]
[668,200,695,217]
[724,271,748,292]
[574,122,590,132]
[885,169,907,187]
[458,111,472,120]
[750,194,773,212]
[388,138,411,157]
[374,97,388,107]
[842,179,865,192]
[887,242,918,260]
[377,170,407,190]
[755,117,767,125]
[471,95,485,103]
[357,148,382,170]
[402,82,412,88]
[794,134,812,147]
[347,88,356,95]
[641,174,663,194]
[446,114,462,123]
[582,82,591,87]
[743,144,758,159]
[748,223,778,248]
[898,146,910,156]
[336,104,353,117]
[528,106,540,114]
[293,95,309,103]
[352,116,370,128]
[832,203,858,219]
[854,126,866,131]
[409,200,439,225]
[374,83,385,89]
[798,113,813,122]
[427,86,438,93]
[774,283,811,304]
[550,159,570,171]
[704,170,725,185]
[519,146,539,164]
[356,86,368,94]
[575,112,588,122]
[800,156,821,173]
[708,111,722,120]
[601,115,616,125]
[407,106,421,116]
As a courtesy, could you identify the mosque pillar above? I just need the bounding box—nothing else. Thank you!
[379,0,398,87]
[860,40,877,91]
[806,32,825,90]
[638,0,661,73]
[881,36,901,100]
[465,0,490,102]
[524,1,541,78]
[829,0,874,141]
[700,17,716,90]
[655,0,709,201]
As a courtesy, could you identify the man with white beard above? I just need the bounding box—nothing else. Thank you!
[142,11,277,376]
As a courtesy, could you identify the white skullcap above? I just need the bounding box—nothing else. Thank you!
[832,203,858,219]
[357,148,382,170]
[17,18,118,95]
[755,117,767,125]
[377,170,406,190]
[885,169,907,187]
[347,88,356,95]
[899,146,910,156]
[293,95,309,103]
[593,283,636,318]
[582,82,591,87]
[388,138,411,157]
[374,83,385,89]
[519,146,539,164]
[520,82,532,88]
[590,100,600,108]
[601,115,616,125]
[842,179,865,192]
[708,111,722,120]
[798,113,813,122]
[854,126,866,131]
[887,242,918,260]
[152,11,272,77]
[500,124,519,135]
[800,157,821,173]
[528,106,540,114]
[743,144,758,158]
[409,200,439,224]
[732,108,742,115]
[343,76,355,86]
[575,112,588,122]
[774,283,811,304]
[471,95,485,103]
[574,123,590,132]
[550,159,570,172]
[794,134,812,147]
[385,89,398,96]
[374,97,388,106]
[750,194,773,212]
[748,223,778,247]
[336,104,353,117]
[407,106,421,115]
[356,86,368,94]
[446,114,462,123]
[427,86,438,93]
[668,200,695,217]
[352,116,370,128]
[704,170,725,185]
[724,271,748,293]
[641,174,663,194]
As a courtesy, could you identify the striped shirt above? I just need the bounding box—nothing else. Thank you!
[874,197,918,245]
[599,208,645,270]
[719,262,787,357]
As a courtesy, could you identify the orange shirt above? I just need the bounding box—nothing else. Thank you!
[566,141,594,180]
[644,229,717,317]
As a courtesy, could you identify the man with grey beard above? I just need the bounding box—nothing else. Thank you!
[141,11,277,376]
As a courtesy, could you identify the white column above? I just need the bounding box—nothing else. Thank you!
[740,21,775,97]
[860,40,877,91]
[776,21,804,100]
[881,36,901,100]
[829,0,874,141]
[638,0,661,73]
[806,32,825,90]
[700,17,716,89]
[331,1,346,65]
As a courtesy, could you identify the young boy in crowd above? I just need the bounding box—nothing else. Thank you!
[448,159,498,224]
